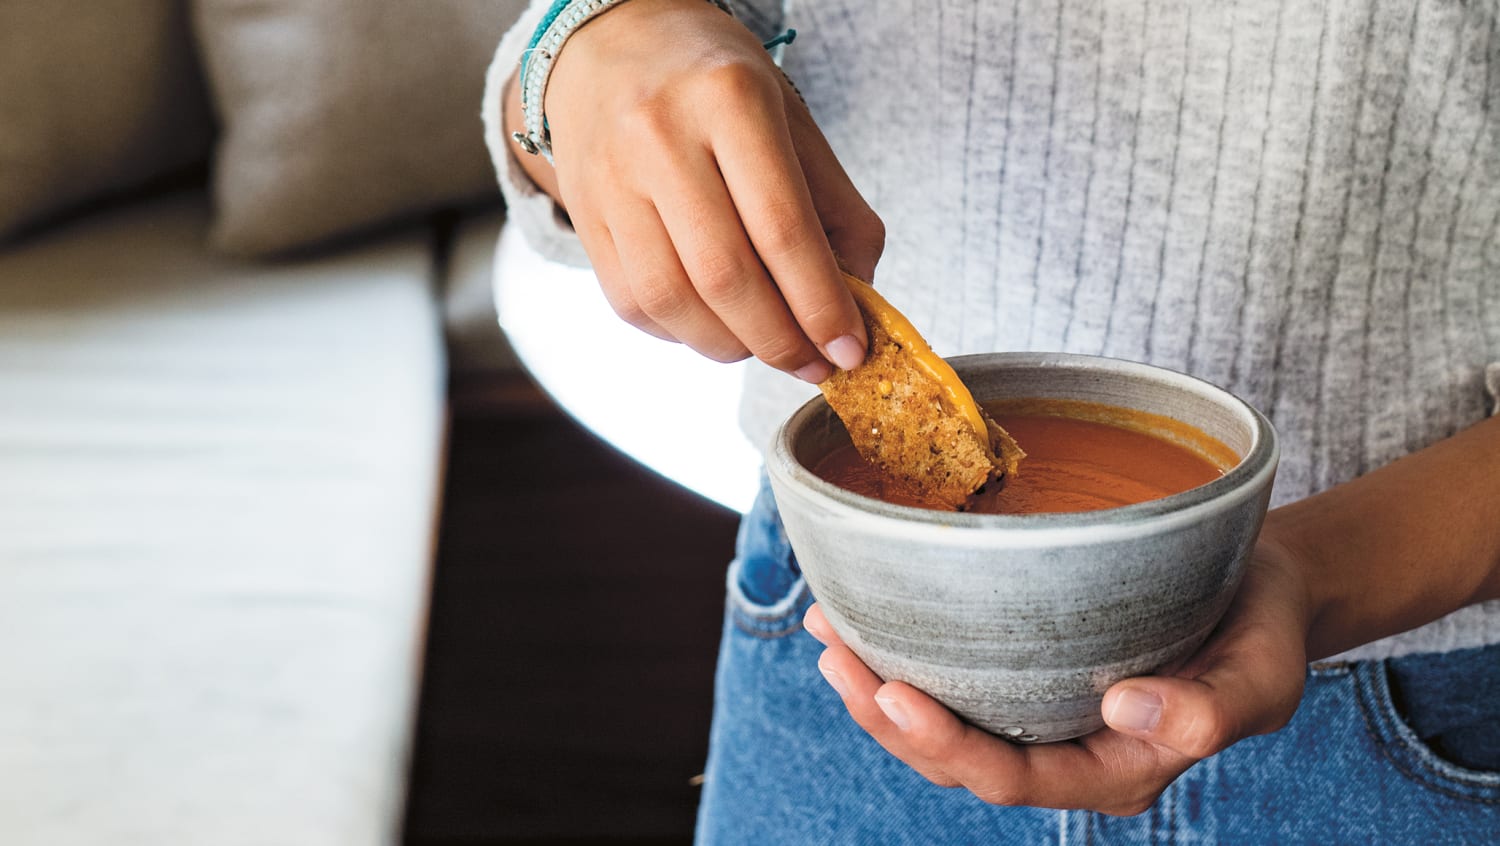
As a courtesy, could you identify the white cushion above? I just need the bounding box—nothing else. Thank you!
[0,191,445,845]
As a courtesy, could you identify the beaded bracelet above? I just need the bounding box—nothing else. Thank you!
[512,0,792,163]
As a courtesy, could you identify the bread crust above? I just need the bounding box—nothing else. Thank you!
[818,275,1022,510]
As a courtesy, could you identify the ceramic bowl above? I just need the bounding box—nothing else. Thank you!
[768,352,1278,742]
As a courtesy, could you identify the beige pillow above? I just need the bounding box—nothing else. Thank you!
[193,0,528,256]
[0,1,214,240]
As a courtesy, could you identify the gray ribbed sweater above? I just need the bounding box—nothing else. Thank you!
[483,0,1500,660]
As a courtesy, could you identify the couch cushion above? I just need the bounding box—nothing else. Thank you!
[0,1,214,240]
[0,190,446,845]
[192,0,527,256]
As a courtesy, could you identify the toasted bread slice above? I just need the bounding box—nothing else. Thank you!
[818,273,1023,510]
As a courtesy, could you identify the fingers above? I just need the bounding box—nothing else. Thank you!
[650,149,836,380]
[806,603,1234,815]
[802,602,839,646]
[778,78,886,284]
[814,643,962,789]
[706,66,869,370]
[571,94,871,381]
[807,604,1177,812]
[536,0,881,375]
[804,543,1314,815]
[573,216,676,343]
[814,641,1183,815]
[607,201,751,363]
[870,679,1175,813]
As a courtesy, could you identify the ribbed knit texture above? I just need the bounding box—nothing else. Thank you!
[485,0,1500,659]
[742,0,1499,504]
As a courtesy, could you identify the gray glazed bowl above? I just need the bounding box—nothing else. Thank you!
[768,352,1277,742]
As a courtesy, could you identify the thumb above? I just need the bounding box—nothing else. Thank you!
[1100,637,1307,761]
[1103,544,1314,760]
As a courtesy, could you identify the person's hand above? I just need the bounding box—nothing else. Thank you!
[803,532,1313,815]
[508,0,884,383]
[803,410,1500,814]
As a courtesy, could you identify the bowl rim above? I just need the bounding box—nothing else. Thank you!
[770,352,1278,540]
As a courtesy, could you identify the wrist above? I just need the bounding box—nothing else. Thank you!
[503,69,563,201]
[1249,513,1323,657]
[1259,415,1500,660]
[513,0,735,162]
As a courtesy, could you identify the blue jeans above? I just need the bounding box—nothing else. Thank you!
[696,479,1500,844]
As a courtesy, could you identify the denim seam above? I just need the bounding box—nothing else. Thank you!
[725,550,813,639]
[1350,660,1500,803]
[724,475,813,639]
[729,579,813,639]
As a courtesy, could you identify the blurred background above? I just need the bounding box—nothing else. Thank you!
[0,2,749,843]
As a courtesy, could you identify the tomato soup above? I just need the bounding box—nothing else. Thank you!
[811,398,1237,515]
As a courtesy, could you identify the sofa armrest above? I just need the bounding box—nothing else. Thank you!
[0,190,446,846]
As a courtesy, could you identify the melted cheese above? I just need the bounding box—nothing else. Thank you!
[840,273,993,457]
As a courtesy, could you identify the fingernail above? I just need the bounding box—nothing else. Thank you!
[875,693,911,731]
[795,360,833,384]
[819,661,850,698]
[1106,688,1162,733]
[825,334,865,372]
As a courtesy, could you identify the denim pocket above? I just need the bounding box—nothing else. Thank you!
[1352,649,1500,802]
[726,478,811,639]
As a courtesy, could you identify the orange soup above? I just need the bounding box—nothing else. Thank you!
[811,399,1236,515]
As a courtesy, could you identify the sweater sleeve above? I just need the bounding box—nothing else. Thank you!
[480,0,592,268]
